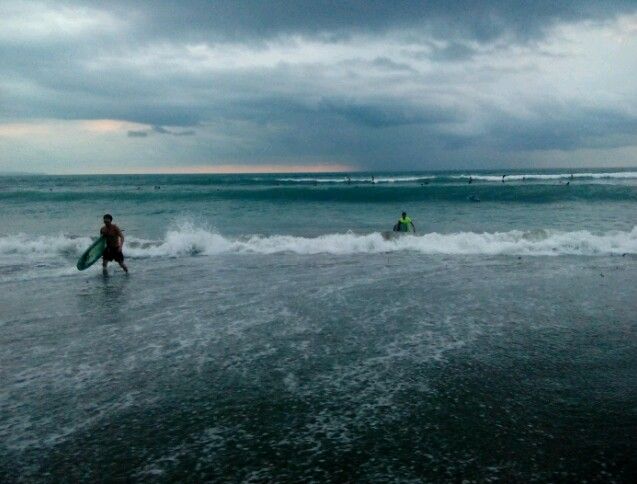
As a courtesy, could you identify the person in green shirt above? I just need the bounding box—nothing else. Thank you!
[394,212,416,233]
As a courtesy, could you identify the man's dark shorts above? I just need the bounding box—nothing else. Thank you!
[103,247,124,263]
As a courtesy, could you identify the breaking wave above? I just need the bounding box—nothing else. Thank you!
[448,171,637,182]
[2,225,636,261]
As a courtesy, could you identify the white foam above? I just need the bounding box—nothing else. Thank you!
[274,172,637,183]
[2,225,635,262]
[451,171,637,182]
[0,233,92,256]
[122,225,637,257]
[275,176,434,183]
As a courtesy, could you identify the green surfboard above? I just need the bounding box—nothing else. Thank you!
[76,236,107,271]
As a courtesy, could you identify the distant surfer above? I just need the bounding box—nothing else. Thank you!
[502,175,506,183]
[393,212,416,233]
[100,214,128,274]
[468,176,472,184]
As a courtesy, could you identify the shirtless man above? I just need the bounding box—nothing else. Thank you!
[100,214,128,274]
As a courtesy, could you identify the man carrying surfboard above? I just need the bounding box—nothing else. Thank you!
[101,214,128,273]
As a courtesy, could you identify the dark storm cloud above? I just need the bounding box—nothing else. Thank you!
[126,126,198,138]
[371,57,415,72]
[429,42,478,62]
[151,126,196,136]
[317,99,459,129]
[82,0,637,43]
[491,107,637,151]
[1,0,636,172]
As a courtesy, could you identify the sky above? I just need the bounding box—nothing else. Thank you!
[1,1,637,174]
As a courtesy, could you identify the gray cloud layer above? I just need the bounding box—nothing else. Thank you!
[86,0,637,42]
[1,0,637,172]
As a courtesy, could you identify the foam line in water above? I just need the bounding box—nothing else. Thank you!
[450,172,637,182]
[274,176,435,183]
[2,226,636,261]
[273,172,637,183]
[0,234,92,256]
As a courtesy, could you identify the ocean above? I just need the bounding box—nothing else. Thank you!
[1,169,636,482]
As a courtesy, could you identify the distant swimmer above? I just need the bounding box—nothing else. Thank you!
[371,175,375,184]
[468,176,473,184]
[100,214,128,274]
[502,175,506,183]
[393,212,416,233]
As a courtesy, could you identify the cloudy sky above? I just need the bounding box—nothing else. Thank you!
[1,0,637,174]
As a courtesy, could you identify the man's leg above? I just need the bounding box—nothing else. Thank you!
[115,251,128,273]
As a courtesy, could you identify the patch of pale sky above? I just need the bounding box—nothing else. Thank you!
[0,121,53,137]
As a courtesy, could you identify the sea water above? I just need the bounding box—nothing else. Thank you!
[1,169,636,481]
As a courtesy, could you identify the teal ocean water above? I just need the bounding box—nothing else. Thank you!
[1,169,636,481]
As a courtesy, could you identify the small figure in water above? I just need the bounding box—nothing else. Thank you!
[502,174,506,183]
[468,176,473,184]
[393,212,416,233]
[100,214,128,274]
[371,175,375,184]
[347,176,352,185]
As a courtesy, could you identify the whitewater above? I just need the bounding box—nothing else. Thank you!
[2,226,637,261]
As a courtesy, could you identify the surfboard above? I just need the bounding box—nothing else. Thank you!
[76,236,107,270]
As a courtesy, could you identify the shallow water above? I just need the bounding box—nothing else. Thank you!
[1,170,636,481]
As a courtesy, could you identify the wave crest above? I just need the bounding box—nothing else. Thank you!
[2,226,636,261]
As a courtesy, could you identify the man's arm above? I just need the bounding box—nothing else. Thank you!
[115,226,125,248]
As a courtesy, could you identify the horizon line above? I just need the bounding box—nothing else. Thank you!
[2,165,637,176]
